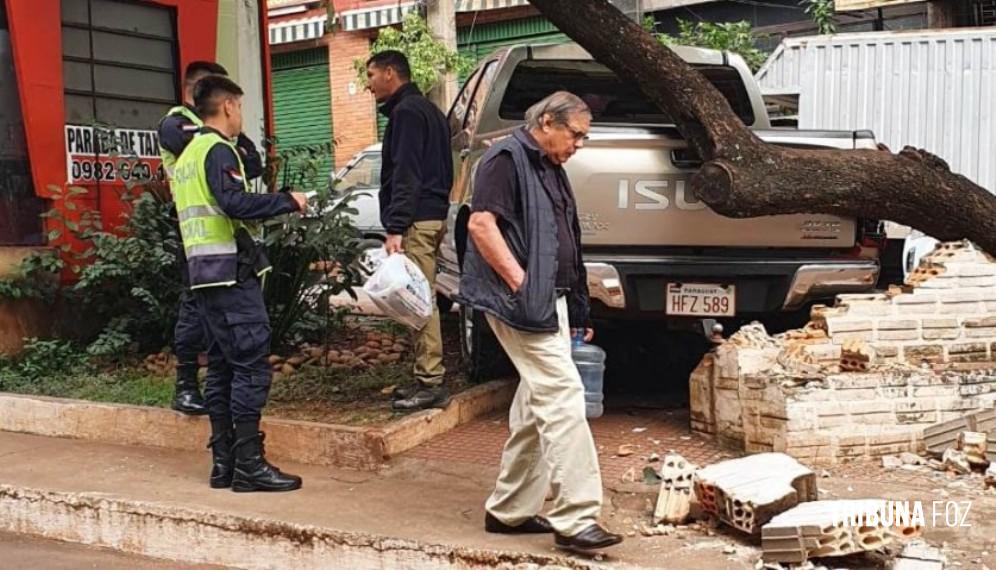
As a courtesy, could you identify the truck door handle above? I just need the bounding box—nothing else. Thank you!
[459,148,470,160]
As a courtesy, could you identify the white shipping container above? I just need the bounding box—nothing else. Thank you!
[757,29,996,196]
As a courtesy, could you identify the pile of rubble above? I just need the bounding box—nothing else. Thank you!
[880,409,996,491]
[639,451,932,567]
[691,240,996,463]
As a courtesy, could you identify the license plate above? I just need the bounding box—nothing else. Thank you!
[666,283,735,317]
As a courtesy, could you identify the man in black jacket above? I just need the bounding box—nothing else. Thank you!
[366,50,453,411]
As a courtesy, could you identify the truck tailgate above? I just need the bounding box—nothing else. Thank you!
[565,131,857,249]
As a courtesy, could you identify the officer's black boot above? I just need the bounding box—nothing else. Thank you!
[207,418,235,489]
[172,365,208,416]
[231,422,302,493]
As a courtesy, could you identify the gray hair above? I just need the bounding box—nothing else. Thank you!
[524,91,591,130]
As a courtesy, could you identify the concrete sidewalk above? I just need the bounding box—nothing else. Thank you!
[0,531,226,569]
[0,431,754,570]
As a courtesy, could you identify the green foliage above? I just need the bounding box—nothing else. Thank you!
[642,15,657,33]
[355,12,471,94]
[0,248,63,301]
[69,189,184,356]
[656,19,768,72]
[0,357,172,409]
[3,127,363,361]
[0,338,89,385]
[802,0,836,34]
[263,142,364,349]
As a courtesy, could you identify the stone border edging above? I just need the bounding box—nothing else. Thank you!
[0,484,596,570]
[0,380,514,471]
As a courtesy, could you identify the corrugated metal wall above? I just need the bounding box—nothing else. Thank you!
[457,15,568,75]
[272,48,334,180]
[756,30,996,194]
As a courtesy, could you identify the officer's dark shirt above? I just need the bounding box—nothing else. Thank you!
[471,129,579,289]
[159,104,263,180]
[200,127,298,219]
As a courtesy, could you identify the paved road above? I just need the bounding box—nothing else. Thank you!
[0,532,228,569]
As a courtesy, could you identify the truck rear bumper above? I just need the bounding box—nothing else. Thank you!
[584,254,878,318]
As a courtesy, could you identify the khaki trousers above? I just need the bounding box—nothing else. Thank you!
[484,297,603,536]
[403,220,446,386]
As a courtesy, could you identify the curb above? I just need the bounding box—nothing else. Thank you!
[0,380,514,471]
[0,484,596,570]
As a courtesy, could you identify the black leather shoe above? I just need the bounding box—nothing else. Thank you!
[392,386,451,411]
[231,432,302,493]
[206,428,235,489]
[172,383,208,416]
[485,512,553,534]
[391,383,419,401]
[554,524,624,553]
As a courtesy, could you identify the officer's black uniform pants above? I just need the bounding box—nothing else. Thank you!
[194,277,273,424]
[173,289,206,383]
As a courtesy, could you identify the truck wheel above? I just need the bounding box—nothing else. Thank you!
[459,304,510,383]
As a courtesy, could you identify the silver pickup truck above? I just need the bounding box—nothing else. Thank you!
[435,43,882,379]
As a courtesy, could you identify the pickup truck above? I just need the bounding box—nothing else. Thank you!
[433,43,883,380]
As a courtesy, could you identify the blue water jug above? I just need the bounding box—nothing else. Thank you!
[571,333,605,419]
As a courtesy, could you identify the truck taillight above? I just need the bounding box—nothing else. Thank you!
[840,219,885,260]
[858,218,885,244]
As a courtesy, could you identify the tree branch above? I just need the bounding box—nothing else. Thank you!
[527,0,996,255]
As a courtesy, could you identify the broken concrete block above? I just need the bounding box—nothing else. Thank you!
[693,453,817,535]
[882,455,903,469]
[761,500,922,564]
[924,417,971,458]
[942,449,971,475]
[840,339,875,372]
[988,430,996,463]
[653,453,697,525]
[777,343,825,377]
[728,322,781,349]
[617,444,637,457]
[891,539,946,570]
[923,408,996,459]
[900,452,926,466]
[956,431,988,466]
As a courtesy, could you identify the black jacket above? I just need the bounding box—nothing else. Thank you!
[456,129,590,333]
[378,83,453,235]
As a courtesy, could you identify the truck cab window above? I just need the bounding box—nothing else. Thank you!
[499,60,755,126]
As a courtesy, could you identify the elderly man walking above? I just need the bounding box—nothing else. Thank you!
[457,91,623,553]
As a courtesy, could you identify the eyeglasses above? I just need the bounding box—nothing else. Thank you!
[561,123,589,143]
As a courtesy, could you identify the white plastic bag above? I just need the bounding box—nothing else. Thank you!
[362,253,432,330]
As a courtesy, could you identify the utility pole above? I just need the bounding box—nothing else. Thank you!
[425,0,458,111]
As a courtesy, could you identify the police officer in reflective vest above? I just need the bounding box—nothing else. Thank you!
[172,74,307,492]
[158,61,264,416]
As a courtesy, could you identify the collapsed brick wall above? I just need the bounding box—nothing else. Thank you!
[690,241,996,464]
[814,242,996,365]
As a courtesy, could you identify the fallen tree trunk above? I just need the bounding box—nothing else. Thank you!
[528,0,996,255]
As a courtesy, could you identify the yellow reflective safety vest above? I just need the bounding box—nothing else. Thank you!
[171,131,266,289]
[158,105,203,180]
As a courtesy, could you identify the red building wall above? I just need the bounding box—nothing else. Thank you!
[5,0,222,265]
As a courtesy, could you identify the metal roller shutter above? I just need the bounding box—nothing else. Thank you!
[457,16,569,78]
[272,48,334,184]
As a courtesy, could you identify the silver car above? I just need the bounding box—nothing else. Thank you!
[332,143,384,240]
